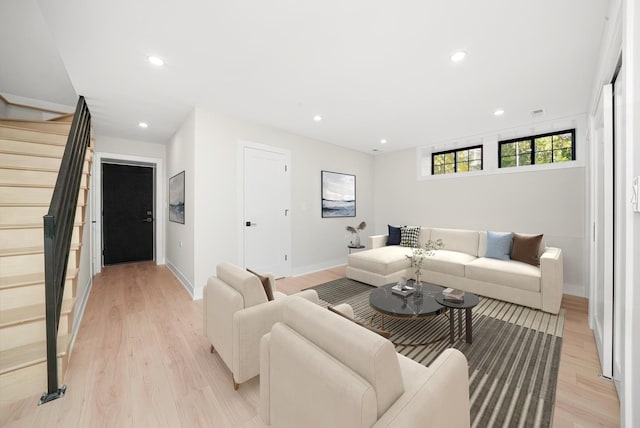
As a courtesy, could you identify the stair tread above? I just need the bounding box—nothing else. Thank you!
[0,223,82,230]
[0,269,79,289]
[0,299,74,328]
[0,183,89,189]
[0,243,81,257]
[0,124,69,136]
[0,334,70,375]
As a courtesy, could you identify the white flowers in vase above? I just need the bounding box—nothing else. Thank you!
[405,239,444,285]
[346,221,367,247]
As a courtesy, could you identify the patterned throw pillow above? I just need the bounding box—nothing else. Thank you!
[400,226,421,248]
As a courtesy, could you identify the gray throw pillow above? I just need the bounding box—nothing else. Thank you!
[485,231,513,260]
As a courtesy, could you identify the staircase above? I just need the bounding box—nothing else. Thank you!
[0,115,92,404]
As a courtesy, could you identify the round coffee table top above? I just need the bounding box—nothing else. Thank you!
[434,292,479,309]
[369,282,445,318]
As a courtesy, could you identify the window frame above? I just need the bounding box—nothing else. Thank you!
[498,129,576,168]
[431,144,483,176]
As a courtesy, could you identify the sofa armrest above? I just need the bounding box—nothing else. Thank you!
[232,290,319,383]
[374,349,470,427]
[369,234,389,249]
[204,277,243,368]
[540,246,563,314]
[259,332,272,425]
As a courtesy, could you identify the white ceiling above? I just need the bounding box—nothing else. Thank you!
[1,0,610,153]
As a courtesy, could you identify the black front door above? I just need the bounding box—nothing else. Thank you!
[102,163,154,265]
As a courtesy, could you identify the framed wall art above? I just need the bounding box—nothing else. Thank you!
[321,170,356,218]
[169,171,185,224]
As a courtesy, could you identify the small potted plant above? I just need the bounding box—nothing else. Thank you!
[346,221,367,247]
[406,239,444,286]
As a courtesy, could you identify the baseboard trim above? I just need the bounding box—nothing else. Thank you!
[563,283,586,297]
[69,275,93,358]
[291,258,346,277]
[165,260,196,300]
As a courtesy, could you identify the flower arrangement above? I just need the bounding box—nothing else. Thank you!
[345,221,367,247]
[406,239,444,285]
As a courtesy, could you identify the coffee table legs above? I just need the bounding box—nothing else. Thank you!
[448,307,473,344]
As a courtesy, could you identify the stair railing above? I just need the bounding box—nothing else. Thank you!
[40,96,91,405]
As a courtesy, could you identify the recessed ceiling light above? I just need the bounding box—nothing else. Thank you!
[138,122,148,128]
[494,109,505,116]
[380,139,387,144]
[146,56,165,66]
[313,115,322,122]
[450,51,467,62]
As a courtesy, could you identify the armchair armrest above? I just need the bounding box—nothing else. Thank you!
[374,349,470,427]
[369,234,388,249]
[540,246,563,314]
[232,289,319,383]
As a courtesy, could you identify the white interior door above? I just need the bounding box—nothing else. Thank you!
[243,145,290,277]
[591,83,614,378]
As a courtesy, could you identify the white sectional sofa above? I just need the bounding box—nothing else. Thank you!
[346,227,563,314]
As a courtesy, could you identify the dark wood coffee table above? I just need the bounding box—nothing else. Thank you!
[434,292,479,344]
[369,281,447,346]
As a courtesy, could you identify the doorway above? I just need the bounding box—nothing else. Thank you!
[102,163,155,265]
[590,55,623,387]
[241,143,291,278]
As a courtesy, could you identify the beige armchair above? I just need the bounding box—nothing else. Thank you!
[203,262,319,390]
[260,297,471,427]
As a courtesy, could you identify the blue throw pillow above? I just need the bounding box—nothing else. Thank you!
[485,231,513,260]
[387,225,402,245]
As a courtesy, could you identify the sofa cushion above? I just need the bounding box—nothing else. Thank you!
[484,231,513,261]
[387,225,402,245]
[417,227,432,249]
[247,268,275,301]
[430,228,480,257]
[423,250,477,278]
[511,233,543,266]
[400,226,421,248]
[217,262,268,308]
[465,257,541,292]
[348,246,413,276]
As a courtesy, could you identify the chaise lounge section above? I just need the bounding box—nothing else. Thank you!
[346,227,563,314]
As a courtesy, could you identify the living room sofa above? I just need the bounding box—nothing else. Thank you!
[259,297,470,427]
[346,227,563,314]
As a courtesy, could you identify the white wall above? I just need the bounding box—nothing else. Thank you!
[94,135,166,159]
[168,108,375,298]
[166,111,196,294]
[374,146,587,296]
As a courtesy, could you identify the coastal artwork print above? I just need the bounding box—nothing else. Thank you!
[321,170,356,218]
[169,171,185,224]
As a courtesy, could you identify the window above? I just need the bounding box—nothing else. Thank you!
[499,129,575,168]
[432,145,483,175]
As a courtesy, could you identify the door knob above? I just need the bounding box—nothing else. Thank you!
[142,218,153,223]
[245,221,257,227]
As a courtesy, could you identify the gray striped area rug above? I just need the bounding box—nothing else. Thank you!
[305,278,565,428]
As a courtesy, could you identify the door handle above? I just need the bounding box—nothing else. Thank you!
[142,218,154,223]
[245,221,257,227]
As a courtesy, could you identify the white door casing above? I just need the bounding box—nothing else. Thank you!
[240,142,291,278]
[590,83,614,379]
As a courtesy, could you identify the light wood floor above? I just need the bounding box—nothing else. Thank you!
[0,262,620,427]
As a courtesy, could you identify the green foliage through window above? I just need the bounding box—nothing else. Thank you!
[432,145,483,175]
[499,129,575,168]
